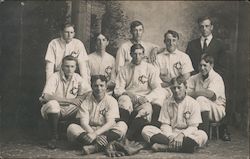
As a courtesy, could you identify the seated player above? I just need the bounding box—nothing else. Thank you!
[39,55,91,149]
[66,75,127,155]
[187,54,227,138]
[113,43,166,155]
[142,78,208,153]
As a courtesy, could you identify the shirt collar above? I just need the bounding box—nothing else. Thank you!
[163,48,179,55]
[201,34,213,42]
[169,95,187,106]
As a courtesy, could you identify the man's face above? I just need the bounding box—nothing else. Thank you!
[131,48,144,65]
[96,34,109,52]
[62,60,77,77]
[199,19,213,37]
[62,26,75,43]
[131,25,144,41]
[199,59,213,76]
[170,82,186,101]
[164,33,178,53]
[92,79,107,98]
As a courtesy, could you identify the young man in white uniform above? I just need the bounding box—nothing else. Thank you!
[142,78,207,153]
[67,75,127,155]
[114,43,164,145]
[87,32,116,92]
[154,30,194,88]
[187,54,226,136]
[45,23,89,82]
[40,55,91,149]
[115,20,159,73]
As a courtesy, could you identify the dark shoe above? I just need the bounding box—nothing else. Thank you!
[151,143,168,152]
[222,132,231,141]
[82,145,99,155]
[47,139,57,149]
[181,137,199,153]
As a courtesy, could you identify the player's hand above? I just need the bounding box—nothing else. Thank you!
[173,133,184,151]
[160,73,170,83]
[138,96,148,105]
[149,47,158,64]
[85,132,97,143]
[69,98,82,107]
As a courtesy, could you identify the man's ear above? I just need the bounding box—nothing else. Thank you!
[211,25,214,31]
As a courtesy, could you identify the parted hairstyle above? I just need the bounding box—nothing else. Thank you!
[90,75,108,86]
[201,53,214,65]
[60,22,75,31]
[62,55,78,65]
[130,43,145,55]
[164,30,179,40]
[197,16,213,25]
[94,32,110,42]
[130,20,144,31]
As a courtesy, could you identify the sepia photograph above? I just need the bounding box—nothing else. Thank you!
[0,1,249,158]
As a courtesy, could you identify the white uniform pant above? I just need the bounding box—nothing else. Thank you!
[142,125,208,147]
[196,96,225,122]
[67,121,128,142]
[41,100,77,119]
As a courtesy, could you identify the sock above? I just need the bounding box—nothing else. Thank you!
[104,130,121,142]
[47,113,59,140]
[151,104,161,128]
[127,117,148,141]
[117,108,130,124]
[76,132,88,145]
[150,133,169,145]
[181,137,199,153]
[198,111,209,135]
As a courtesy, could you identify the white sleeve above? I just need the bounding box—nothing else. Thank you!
[45,40,56,64]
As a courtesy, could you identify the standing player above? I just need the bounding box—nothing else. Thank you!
[87,32,116,92]
[45,23,89,82]
[115,20,159,73]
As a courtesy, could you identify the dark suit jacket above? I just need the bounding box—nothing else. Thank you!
[186,37,227,76]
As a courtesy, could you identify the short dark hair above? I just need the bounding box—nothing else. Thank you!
[130,43,145,55]
[62,55,78,65]
[164,30,179,40]
[197,16,213,25]
[94,32,110,42]
[170,77,187,88]
[90,75,108,86]
[130,20,144,31]
[201,53,214,65]
[60,23,75,31]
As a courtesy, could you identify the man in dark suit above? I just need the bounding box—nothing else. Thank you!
[186,16,231,141]
[186,16,226,76]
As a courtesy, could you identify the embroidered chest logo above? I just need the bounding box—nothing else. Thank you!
[174,61,183,71]
[138,75,148,84]
[70,51,79,58]
[70,87,78,95]
[183,111,191,120]
[105,66,112,80]
[99,108,108,116]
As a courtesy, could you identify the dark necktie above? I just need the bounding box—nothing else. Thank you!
[203,38,208,53]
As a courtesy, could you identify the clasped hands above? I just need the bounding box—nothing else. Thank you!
[168,132,185,151]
